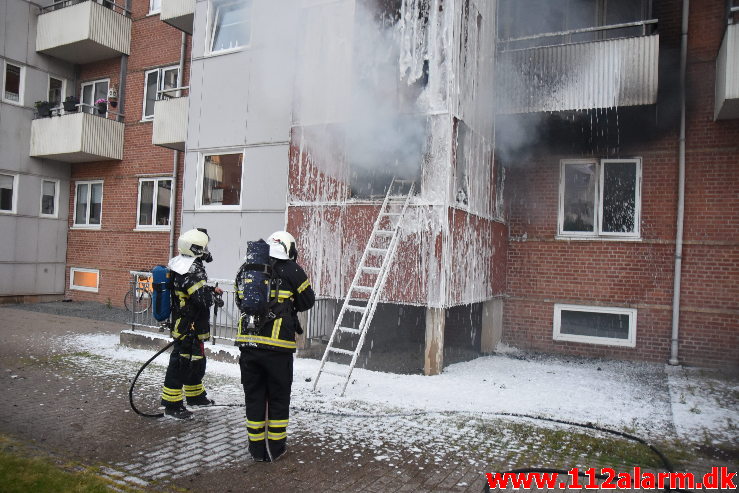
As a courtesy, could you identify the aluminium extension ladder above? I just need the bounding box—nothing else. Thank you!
[312,178,415,396]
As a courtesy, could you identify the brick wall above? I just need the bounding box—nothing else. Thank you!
[502,0,739,369]
[64,0,190,308]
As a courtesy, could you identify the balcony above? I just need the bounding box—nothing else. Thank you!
[715,20,739,120]
[36,0,132,64]
[160,0,194,34]
[152,87,188,151]
[30,108,124,162]
[496,21,659,114]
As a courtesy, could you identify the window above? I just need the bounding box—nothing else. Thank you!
[209,0,252,54]
[0,173,18,214]
[558,158,641,238]
[81,79,109,115]
[137,178,172,228]
[74,180,103,227]
[200,152,242,207]
[70,268,99,293]
[554,304,637,347]
[48,76,65,108]
[2,61,24,104]
[142,66,179,119]
[149,0,161,14]
[40,179,59,217]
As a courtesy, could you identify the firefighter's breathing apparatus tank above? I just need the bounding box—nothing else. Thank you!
[151,265,172,322]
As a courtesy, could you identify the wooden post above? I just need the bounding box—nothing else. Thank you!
[481,298,503,354]
[424,307,445,375]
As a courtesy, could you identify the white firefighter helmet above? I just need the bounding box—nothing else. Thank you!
[178,228,210,258]
[268,231,297,260]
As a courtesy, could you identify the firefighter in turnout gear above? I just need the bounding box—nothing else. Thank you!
[160,228,223,419]
[235,231,315,461]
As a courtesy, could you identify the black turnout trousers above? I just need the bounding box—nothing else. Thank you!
[239,347,293,460]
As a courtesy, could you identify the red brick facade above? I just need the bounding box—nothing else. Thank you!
[503,0,739,369]
[64,0,189,307]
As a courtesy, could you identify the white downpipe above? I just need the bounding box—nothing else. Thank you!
[669,0,689,366]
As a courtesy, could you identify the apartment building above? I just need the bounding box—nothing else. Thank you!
[499,0,738,369]
[0,0,76,301]
[2,0,190,306]
[4,0,735,371]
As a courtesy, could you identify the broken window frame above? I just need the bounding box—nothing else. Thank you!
[2,61,24,105]
[557,158,641,239]
[0,173,18,214]
[553,303,637,348]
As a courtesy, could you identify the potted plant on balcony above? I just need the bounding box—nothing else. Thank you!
[95,98,108,116]
[63,95,79,113]
[34,101,52,118]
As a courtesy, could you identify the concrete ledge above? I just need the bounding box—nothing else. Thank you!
[0,295,65,305]
[120,329,239,364]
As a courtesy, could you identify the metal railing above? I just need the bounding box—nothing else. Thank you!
[156,86,190,100]
[127,272,332,346]
[33,103,124,122]
[39,0,132,17]
[498,19,658,51]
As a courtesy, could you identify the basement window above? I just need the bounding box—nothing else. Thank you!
[209,0,252,54]
[558,158,641,239]
[70,267,99,293]
[137,178,172,228]
[554,304,637,348]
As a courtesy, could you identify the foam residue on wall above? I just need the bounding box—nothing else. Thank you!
[289,0,501,309]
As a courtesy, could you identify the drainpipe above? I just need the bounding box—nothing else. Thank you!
[669,0,689,366]
[117,0,131,122]
[169,32,188,257]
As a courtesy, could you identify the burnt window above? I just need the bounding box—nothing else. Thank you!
[559,158,641,237]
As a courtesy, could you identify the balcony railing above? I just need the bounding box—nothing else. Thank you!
[160,0,194,34]
[496,20,659,114]
[152,86,189,151]
[30,106,124,162]
[36,0,132,64]
[715,12,739,119]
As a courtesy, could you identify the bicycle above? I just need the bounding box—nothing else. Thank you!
[124,271,152,313]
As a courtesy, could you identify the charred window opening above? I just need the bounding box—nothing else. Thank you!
[497,0,653,49]
[454,120,470,206]
[559,158,641,237]
[346,115,425,199]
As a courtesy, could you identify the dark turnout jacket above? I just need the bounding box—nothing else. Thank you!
[235,259,315,353]
[171,258,214,341]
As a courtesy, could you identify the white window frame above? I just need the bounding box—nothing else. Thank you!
[196,150,244,211]
[557,158,642,239]
[141,65,179,121]
[80,78,110,114]
[148,0,161,14]
[136,177,173,230]
[2,60,25,106]
[207,0,252,56]
[553,304,637,348]
[0,173,19,214]
[72,180,104,229]
[69,267,100,293]
[39,178,60,218]
[48,75,66,108]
